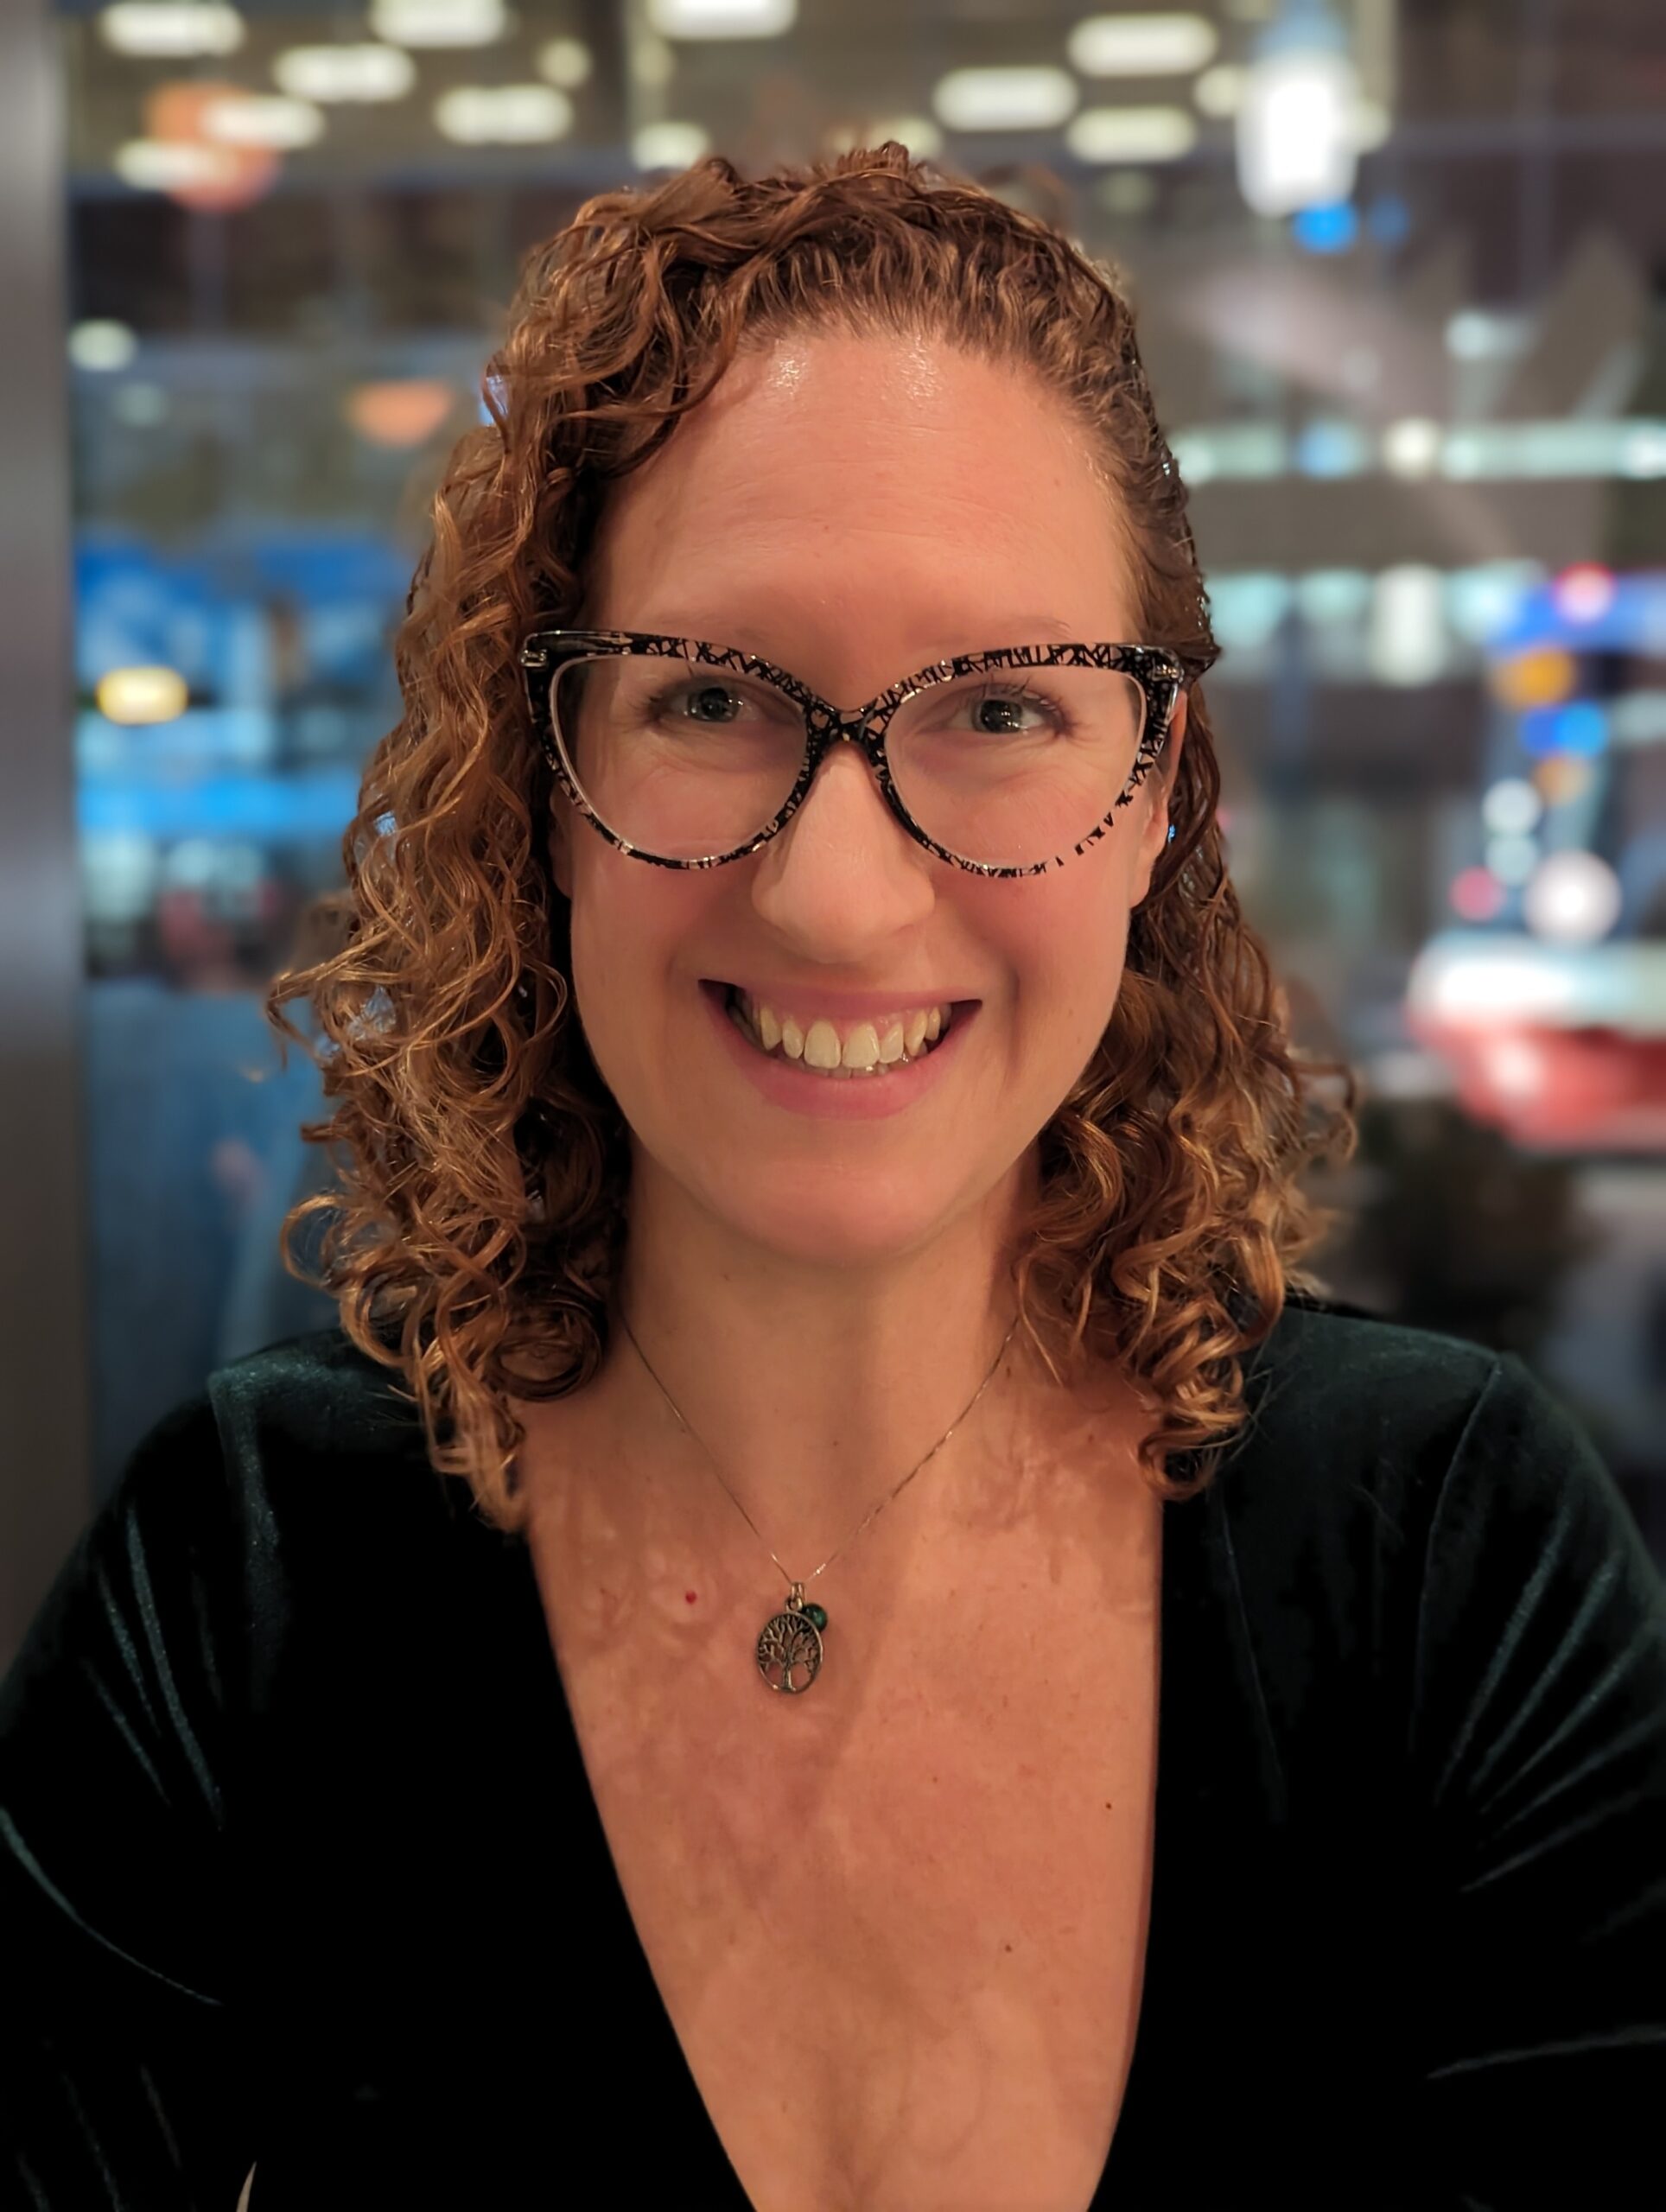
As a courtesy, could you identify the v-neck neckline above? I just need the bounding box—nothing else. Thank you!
[499,1447,1215,2210]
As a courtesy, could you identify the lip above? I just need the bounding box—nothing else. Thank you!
[699,979,979,1122]
[711,978,981,1023]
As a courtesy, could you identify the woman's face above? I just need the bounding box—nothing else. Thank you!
[548,329,1187,1270]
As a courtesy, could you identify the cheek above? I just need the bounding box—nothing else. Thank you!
[563,843,715,1041]
[986,873,1135,1035]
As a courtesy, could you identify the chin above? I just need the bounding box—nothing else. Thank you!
[703,1172,959,1271]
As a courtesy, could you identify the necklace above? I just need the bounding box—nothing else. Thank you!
[614,1306,1021,1694]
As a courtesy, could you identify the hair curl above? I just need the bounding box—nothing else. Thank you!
[265,143,1358,1535]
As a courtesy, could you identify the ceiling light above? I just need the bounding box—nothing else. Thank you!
[97,666,189,724]
[1620,425,1666,478]
[1450,564,1542,648]
[99,4,244,57]
[274,45,416,103]
[1067,14,1218,76]
[1368,564,1447,686]
[371,0,506,49]
[113,137,238,191]
[868,114,943,159]
[1445,308,1525,360]
[630,35,676,87]
[1236,0,1358,216]
[435,85,574,143]
[1293,569,1371,626]
[1065,105,1196,161]
[1294,418,1368,475]
[1206,573,1293,650]
[646,0,796,35]
[633,119,711,168]
[537,36,593,87]
[68,321,138,372]
[932,67,1078,132]
[1193,63,1246,117]
[1382,417,1440,476]
[200,93,324,149]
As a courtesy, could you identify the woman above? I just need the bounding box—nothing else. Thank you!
[4,148,1663,2211]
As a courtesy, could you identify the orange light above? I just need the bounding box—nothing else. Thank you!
[1532,755,1591,808]
[143,80,281,212]
[345,380,458,448]
[1490,646,1575,710]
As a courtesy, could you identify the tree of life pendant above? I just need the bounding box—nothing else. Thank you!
[756,1582,829,1694]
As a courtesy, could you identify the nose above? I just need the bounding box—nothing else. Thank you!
[747,728,935,951]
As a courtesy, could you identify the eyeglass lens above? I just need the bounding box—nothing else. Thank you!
[550,648,1150,870]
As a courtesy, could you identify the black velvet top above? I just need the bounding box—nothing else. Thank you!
[3,1296,1664,2212]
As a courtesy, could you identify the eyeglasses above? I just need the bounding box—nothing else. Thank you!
[518,626,1189,878]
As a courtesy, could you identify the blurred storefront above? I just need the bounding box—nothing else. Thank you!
[9,0,1665,1589]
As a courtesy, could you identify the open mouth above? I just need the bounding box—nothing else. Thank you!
[703,981,974,1079]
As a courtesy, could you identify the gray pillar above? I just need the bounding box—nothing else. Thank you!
[0,0,91,1675]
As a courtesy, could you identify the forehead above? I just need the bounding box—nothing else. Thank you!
[581,329,1135,659]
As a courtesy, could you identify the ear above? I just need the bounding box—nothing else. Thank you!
[1130,686,1187,908]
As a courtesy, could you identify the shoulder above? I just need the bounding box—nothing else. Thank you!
[1240,1293,1503,1481]
[204,1320,426,1466]
[1213,1291,1639,1597]
[199,1320,469,1551]
[1203,1292,1504,1548]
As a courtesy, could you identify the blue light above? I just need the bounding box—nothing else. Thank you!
[1294,419,1368,477]
[79,769,365,841]
[1291,201,1358,254]
[1520,702,1608,758]
[1365,194,1410,246]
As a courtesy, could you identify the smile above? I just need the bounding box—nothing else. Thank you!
[722,985,956,1077]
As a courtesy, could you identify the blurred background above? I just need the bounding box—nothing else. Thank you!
[3,0,1663,1665]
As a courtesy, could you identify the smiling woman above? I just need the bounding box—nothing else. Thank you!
[5,144,1663,2212]
[266,143,1355,1540]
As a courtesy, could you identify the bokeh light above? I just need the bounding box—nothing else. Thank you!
[1523,850,1624,944]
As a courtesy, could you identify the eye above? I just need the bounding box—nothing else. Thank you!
[961,683,1068,736]
[643,674,797,728]
[669,682,747,724]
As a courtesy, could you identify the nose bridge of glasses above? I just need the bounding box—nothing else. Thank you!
[813,696,891,753]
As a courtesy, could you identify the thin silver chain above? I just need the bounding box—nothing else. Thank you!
[614,1306,1022,1595]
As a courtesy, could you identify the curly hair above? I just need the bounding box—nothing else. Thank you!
[265,143,1358,1536]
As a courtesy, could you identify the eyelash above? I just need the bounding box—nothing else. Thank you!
[643,677,1076,732]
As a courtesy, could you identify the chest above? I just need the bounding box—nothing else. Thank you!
[529,1504,1162,2212]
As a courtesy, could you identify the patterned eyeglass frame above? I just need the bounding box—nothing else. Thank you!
[518,626,1193,879]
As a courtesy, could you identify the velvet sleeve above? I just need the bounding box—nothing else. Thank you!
[1410,1351,1666,2209]
[0,1392,257,2211]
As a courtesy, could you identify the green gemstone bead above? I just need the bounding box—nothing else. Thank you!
[804,1603,828,1631]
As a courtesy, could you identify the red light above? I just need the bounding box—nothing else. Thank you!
[1450,866,1505,922]
[1553,564,1616,623]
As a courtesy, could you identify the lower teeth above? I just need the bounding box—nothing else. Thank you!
[726,999,932,1077]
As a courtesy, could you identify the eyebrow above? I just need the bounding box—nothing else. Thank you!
[634,614,1097,659]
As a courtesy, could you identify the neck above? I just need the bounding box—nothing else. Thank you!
[588,1145,1057,1567]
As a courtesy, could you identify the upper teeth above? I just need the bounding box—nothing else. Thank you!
[735,991,951,1070]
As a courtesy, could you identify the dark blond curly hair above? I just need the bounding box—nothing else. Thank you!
[265,143,1358,1535]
